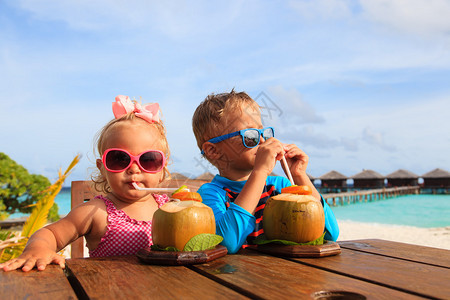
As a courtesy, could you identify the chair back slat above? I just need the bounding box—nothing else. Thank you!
[70,180,96,258]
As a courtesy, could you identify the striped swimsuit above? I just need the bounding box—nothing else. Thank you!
[223,185,279,246]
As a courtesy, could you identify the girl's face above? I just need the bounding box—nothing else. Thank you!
[97,119,166,203]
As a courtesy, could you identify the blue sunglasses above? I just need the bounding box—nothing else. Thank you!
[201,127,274,154]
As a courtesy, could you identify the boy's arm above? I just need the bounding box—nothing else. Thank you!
[199,185,256,254]
[322,199,340,241]
[234,138,285,213]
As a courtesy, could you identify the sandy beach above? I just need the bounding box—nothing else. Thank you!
[337,220,450,250]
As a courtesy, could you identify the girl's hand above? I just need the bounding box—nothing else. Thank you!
[0,247,65,272]
[283,144,309,176]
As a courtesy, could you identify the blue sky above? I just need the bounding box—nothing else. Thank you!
[1,0,449,186]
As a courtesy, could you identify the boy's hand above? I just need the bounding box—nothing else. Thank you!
[253,138,285,176]
[283,144,309,176]
[0,247,65,272]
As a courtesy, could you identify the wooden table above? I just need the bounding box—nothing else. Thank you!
[1,239,449,299]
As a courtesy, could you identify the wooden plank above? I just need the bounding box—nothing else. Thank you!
[65,256,248,299]
[0,218,27,229]
[292,247,450,299]
[191,250,423,300]
[0,265,77,300]
[339,239,450,268]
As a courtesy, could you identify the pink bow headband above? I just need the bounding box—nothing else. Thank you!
[112,95,160,124]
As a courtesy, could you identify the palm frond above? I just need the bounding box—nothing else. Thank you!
[0,155,80,262]
[21,155,80,238]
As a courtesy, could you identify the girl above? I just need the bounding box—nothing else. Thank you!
[0,95,171,272]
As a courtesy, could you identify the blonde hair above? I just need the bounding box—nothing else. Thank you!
[92,113,170,194]
[192,90,259,151]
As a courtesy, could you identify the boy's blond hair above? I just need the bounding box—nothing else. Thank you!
[92,113,170,194]
[192,90,260,153]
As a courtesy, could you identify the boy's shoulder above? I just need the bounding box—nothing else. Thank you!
[197,175,229,192]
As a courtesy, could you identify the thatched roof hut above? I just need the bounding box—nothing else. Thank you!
[351,169,385,188]
[319,170,347,188]
[386,169,419,187]
[421,168,450,188]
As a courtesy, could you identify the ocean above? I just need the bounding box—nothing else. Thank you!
[7,190,450,229]
[329,194,450,228]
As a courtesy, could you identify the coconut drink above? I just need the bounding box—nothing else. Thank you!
[152,191,217,251]
[263,186,325,243]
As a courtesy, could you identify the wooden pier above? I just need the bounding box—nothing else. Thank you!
[322,186,420,206]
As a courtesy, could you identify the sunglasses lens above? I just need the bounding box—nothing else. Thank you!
[263,127,274,139]
[243,129,260,148]
[105,150,131,171]
[140,151,164,172]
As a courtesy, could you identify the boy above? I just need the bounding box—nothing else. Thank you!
[192,90,339,253]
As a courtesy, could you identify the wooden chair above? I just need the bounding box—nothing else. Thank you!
[70,180,96,258]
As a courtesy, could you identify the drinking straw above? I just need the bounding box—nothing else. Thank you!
[281,156,295,186]
[132,182,189,192]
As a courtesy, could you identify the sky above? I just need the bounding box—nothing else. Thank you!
[1,0,449,186]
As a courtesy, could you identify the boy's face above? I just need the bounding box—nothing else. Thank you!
[213,104,265,175]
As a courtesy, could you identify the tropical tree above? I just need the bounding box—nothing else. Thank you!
[0,153,53,220]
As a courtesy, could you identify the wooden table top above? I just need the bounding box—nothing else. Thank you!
[1,239,449,300]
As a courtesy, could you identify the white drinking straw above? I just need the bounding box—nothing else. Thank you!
[132,182,189,192]
[281,156,295,186]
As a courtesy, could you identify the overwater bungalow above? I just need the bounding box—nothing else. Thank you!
[386,169,419,187]
[352,169,385,189]
[319,170,347,188]
[421,168,450,188]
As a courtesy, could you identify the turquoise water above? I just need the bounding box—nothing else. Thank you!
[8,191,450,229]
[329,194,450,228]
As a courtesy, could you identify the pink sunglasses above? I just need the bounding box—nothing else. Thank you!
[102,148,166,173]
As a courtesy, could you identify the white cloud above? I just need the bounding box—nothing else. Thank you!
[8,0,245,38]
[362,126,396,151]
[266,86,325,124]
[361,0,450,37]
[288,0,353,21]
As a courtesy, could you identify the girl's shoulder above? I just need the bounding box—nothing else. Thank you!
[67,195,108,219]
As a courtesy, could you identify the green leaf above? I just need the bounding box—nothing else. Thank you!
[253,233,326,246]
[183,233,223,252]
[150,244,180,252]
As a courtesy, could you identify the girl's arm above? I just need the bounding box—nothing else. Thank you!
[0,201,100,272]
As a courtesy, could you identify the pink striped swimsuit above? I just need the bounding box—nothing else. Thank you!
[89,194,169,257]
